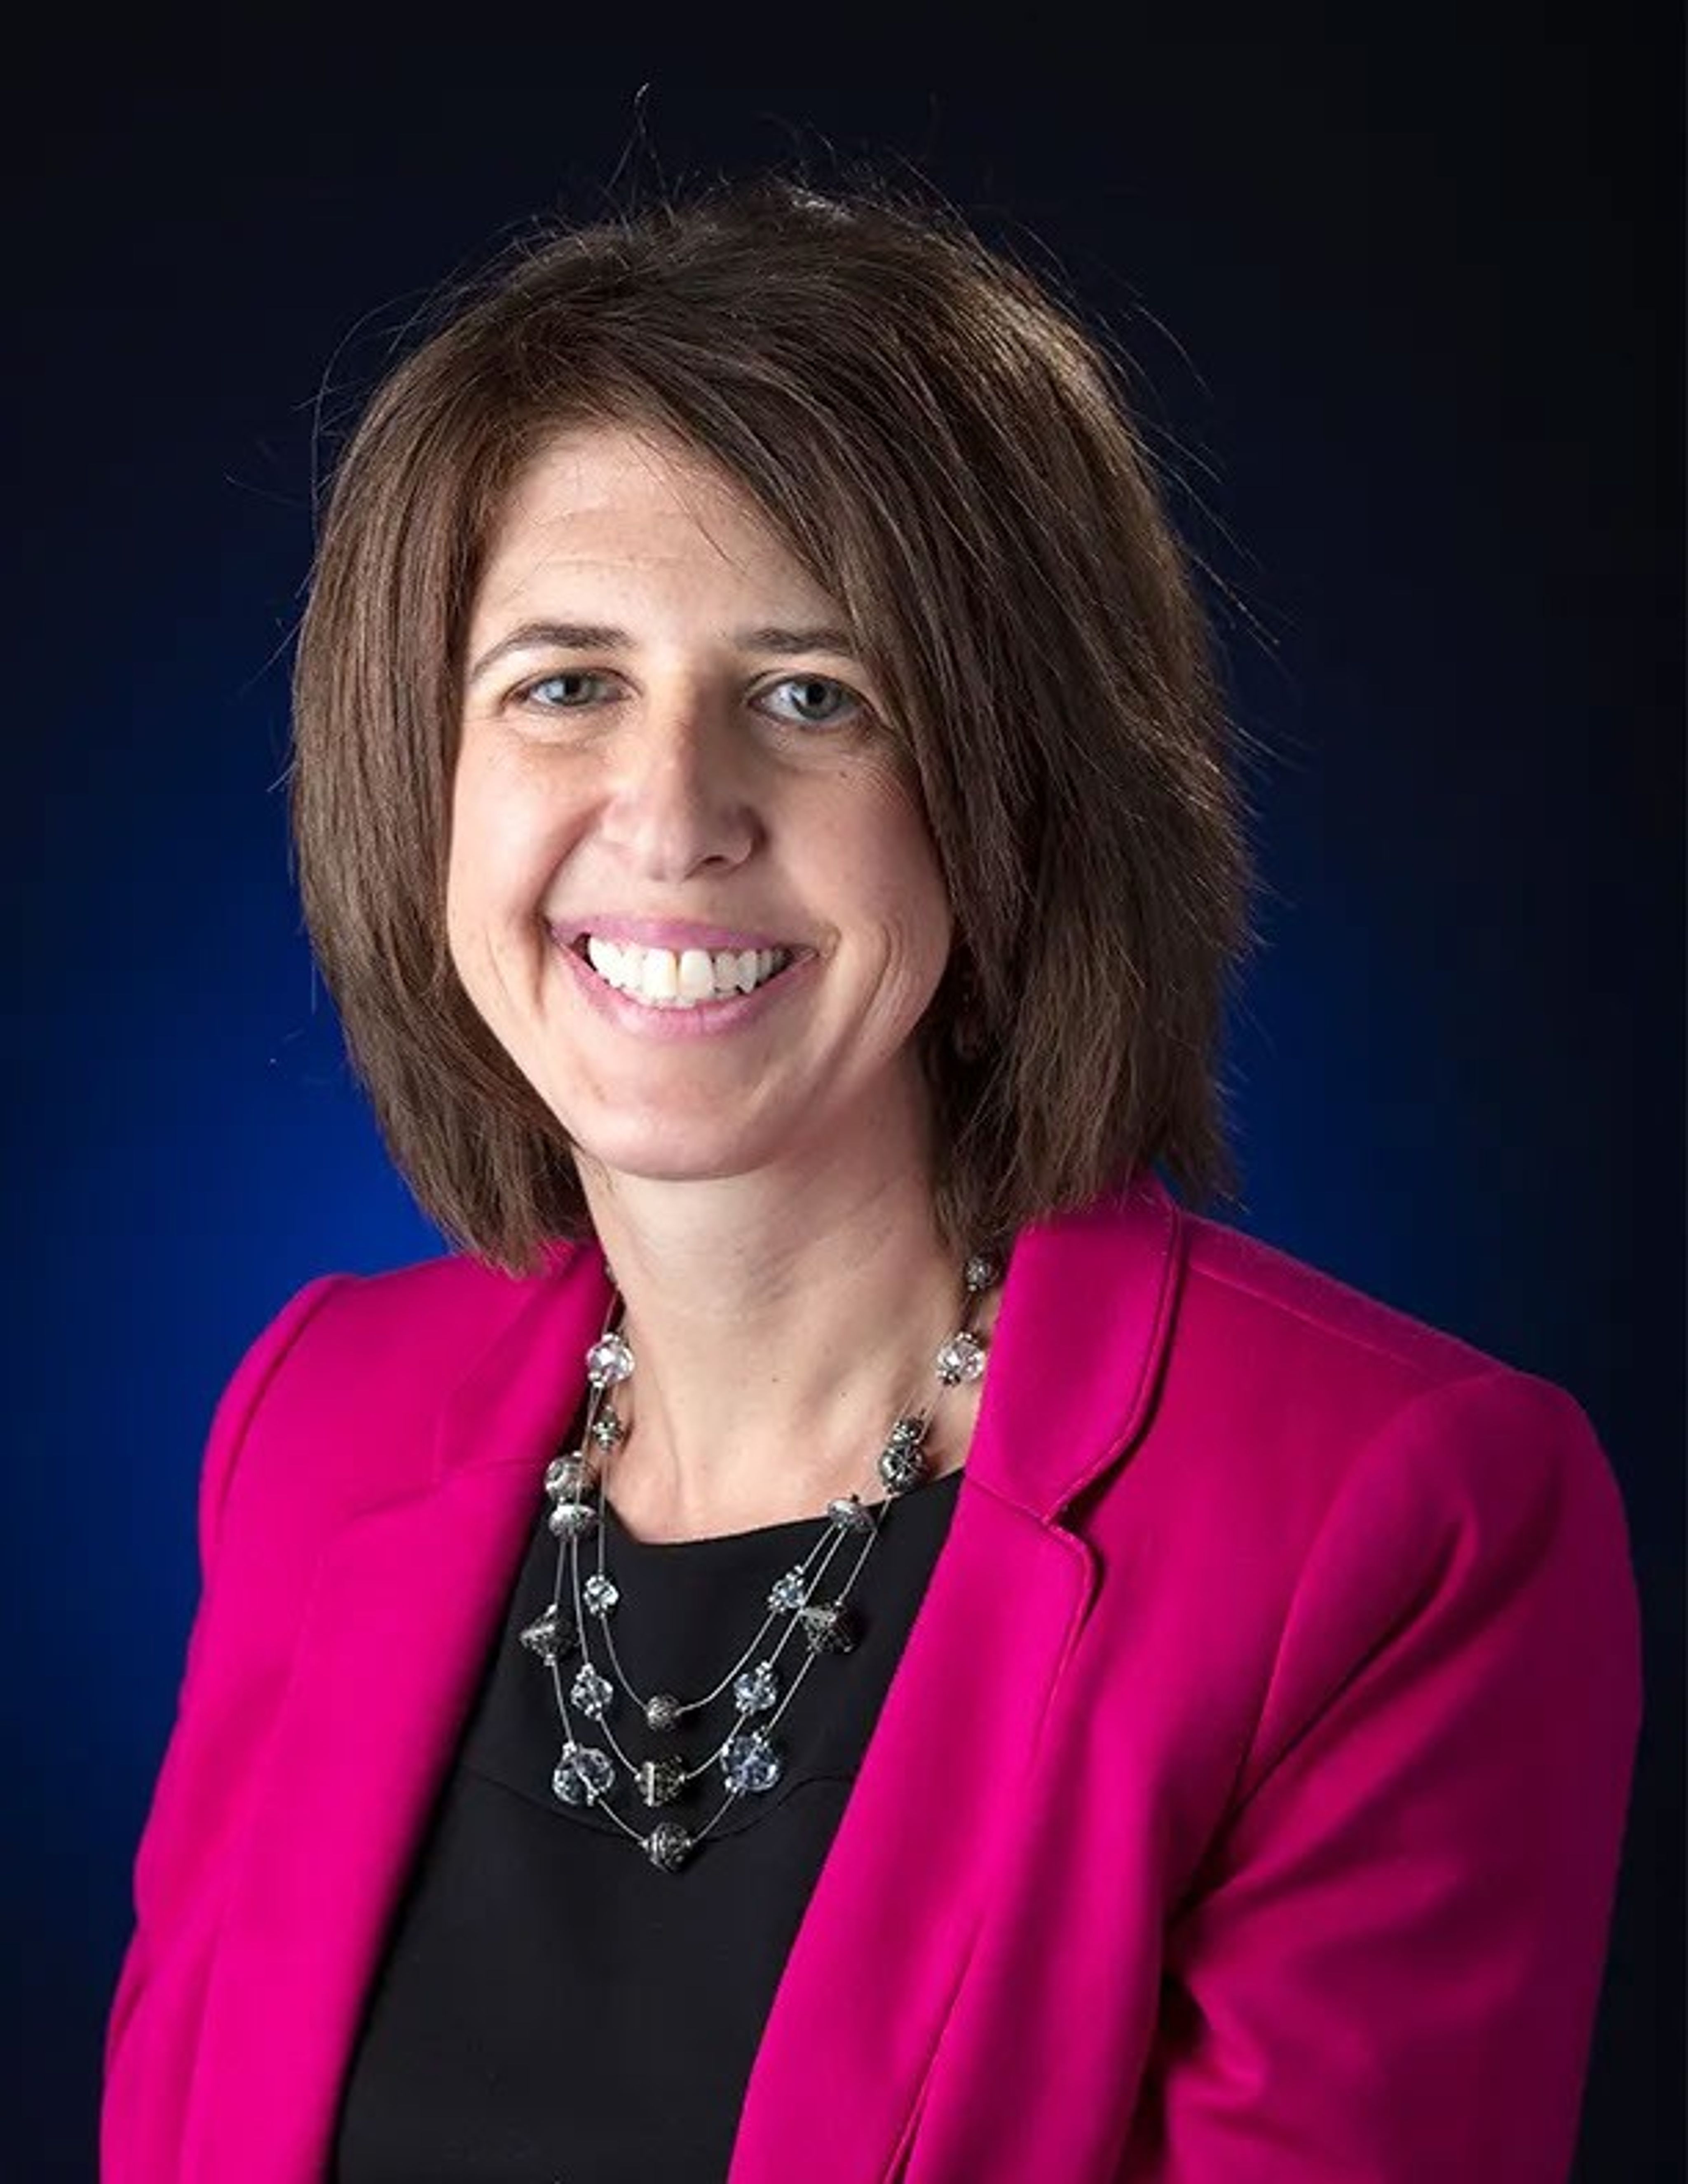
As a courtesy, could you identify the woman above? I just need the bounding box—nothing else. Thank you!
[101,180,1641,2182]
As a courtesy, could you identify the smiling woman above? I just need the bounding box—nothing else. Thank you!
[102,178,1641,2184]
[287,183,1247,1285]
[445,423,954,1210]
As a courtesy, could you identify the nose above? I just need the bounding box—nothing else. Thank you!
[596,685,762,882]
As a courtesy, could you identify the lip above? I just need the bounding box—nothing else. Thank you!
[551,916,809,954]
[554,928,816,1040]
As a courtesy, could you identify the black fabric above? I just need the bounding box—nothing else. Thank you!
[331,1427,963,2184]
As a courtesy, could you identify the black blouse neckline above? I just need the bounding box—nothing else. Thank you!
[599,1462,966,1553]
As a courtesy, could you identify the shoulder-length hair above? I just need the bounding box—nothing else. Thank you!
[291,176,1257,1276]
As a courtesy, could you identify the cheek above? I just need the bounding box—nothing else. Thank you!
[442,768,492,970]
[447,750,554,922]
[844,791,954,993]
[873,776,953,940]
[444,761,544,1004]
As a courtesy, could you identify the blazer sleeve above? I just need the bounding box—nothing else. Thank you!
[102,1274,352,2171]
[1120,1367,1643,2184]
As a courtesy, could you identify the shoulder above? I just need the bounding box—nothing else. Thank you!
[1001,1177,1624,1540]
[246,1248,545,1384]
[1172,1198,1618,1501]
[1171,1217,1643,1815]
[1181,1205,1633,1527]
[230,1246,551,1408]
[1162,1199,1595,1473]
[1094,1192,1637,1661]
[1177,1204,1498,1393]
[1041,1175,1562,1454]
[1057,1193,1641,1826]
[195,1243,583,1564]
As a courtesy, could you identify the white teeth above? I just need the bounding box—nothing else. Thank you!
[579,937,793,1007]
[586,935,622,983]
[677,947,716,1000]
[639,949,678,1001]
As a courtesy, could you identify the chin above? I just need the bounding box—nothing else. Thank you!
[574,1147,778,1196]
[564,1111,787,1189]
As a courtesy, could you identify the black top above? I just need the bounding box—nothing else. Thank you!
[331,1429,964,2184]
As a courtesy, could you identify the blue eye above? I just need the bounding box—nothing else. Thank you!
[518,670,612,708]
[757,675,864,730]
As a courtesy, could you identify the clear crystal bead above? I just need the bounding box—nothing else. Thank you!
[545,1451,590,1500]
[582,1573,619,1615]
[518,1603,577,1665]
[570,1664,614,1718]
[638,1755,687,1807]
[827,1493,875,1533]
[722,1729,783,1795]
[768,1567,809,1613]
[964,1252,1000,1294]
[800,1601,858,1655]
[935,1332,987,1386]
[645,1692,682,1732]
[586,1332,634,1389]
[549,1499,599,1540]
[645,1819,693,1871]
[553,1741,614,1805]
[733,1661,779,1713]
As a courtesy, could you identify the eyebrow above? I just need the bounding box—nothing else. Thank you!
[465,619,859,686]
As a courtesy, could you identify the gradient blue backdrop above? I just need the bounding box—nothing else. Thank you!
[8,34,1681,2182]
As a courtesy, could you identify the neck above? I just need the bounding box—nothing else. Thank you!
[574,1105,989,1542]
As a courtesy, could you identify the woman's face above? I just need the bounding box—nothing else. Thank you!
[447,422,954,1199]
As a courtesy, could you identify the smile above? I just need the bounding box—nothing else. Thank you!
[571,934,799,1010]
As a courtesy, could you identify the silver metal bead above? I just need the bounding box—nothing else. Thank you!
[638,1756,687,1807]
[548,1499,599,1540]
[878,1416,930,1495]
[645,1820,693,1871]
[544,1451,591,1500]
[827,1493,876,1533]
[799,1601,858,1654]
[518,1603,577,1665]
[645,1692,682,1732]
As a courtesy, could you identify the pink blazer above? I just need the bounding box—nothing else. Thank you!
[102,1174,1642,2181]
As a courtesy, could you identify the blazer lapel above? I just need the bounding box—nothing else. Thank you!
[728,1173,1184,2180]
[181,1260,609,2184]
[726,1478,1093,2181]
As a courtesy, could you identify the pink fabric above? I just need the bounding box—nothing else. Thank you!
[101,1174,1642,2181]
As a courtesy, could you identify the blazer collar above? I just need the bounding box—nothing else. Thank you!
[436,1166,1185,1523]
[181,1169,1184,2182]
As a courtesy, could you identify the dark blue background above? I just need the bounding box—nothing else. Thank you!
[8,32,1680,2181]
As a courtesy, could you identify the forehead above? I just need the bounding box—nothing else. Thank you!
[474,422,828,615]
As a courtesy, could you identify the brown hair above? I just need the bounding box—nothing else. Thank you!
[291,175,1258,1275]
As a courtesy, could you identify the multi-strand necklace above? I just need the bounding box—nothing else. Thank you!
[518,1250,1001,1873]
